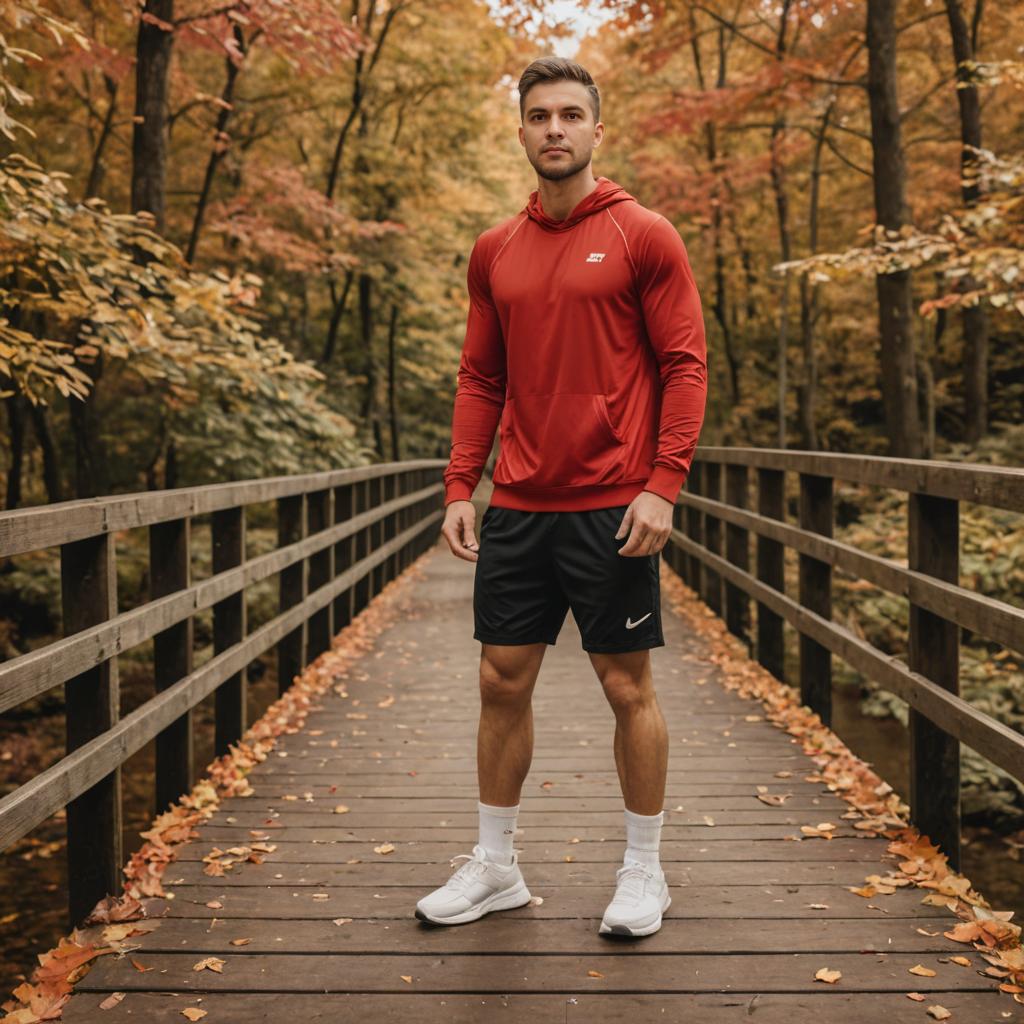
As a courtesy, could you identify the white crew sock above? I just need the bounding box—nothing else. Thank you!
[623,807,664,869]
[478,800,519,865]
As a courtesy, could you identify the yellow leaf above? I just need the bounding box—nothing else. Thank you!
[814,967,841,984]
[400,974,413,983]
[192,956,225,973]
[587,970,605,978]
[374,843,395,855]
[909,964,937,977]
[926,1007,951,1021]
[181,1010,208,1021]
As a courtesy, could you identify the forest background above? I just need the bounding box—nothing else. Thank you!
[1,0,1024,996]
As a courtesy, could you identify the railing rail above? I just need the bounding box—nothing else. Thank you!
[0,460,446,925]
[664,446,1024,869]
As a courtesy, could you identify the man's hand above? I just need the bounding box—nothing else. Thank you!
[442,499,480,562]
[615,490,674,556]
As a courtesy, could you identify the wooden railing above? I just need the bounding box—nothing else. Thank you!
[0,460,446,925]
[663,447,1024,868]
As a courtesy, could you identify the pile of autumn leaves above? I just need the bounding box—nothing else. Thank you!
[0,557,427,1023]
[661,569,1024,1015]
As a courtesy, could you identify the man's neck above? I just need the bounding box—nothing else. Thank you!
[536,169,598,221]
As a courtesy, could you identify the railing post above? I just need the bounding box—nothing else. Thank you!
[383,472,397,583]
[60,534,122,927]
[149,517,193,811]
[277,493,308,694]
[213,506,246,756]
[667,496,683,576]
[306,488,332,660]
[353,478,371,613]
[724,463,751,645]
[702,461,722,614]
[908,492,960,868]
[798,472,833,723]
[370,475,384,597]
[685,461,703,593]
[333,481,354,633]
[756,467,785,681]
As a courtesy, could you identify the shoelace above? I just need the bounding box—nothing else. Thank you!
[613,861,657,901]
[445,849,490,891]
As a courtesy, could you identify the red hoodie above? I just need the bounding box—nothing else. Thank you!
[443,176,707,512]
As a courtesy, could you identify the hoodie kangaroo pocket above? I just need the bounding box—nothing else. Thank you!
[494,392,626,489]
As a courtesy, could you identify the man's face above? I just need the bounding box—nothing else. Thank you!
[518,80,603,182]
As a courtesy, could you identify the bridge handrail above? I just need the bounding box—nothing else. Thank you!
[666,446,1024,871]
[0,459,447,926]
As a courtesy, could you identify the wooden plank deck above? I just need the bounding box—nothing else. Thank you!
[62,537,1018,1023]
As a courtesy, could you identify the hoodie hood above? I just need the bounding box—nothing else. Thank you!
[524,175,634,232]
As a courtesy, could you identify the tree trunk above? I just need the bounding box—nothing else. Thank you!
[945,0,988,444]
[769,1,794,449]
[132,0,175,233]
[798,90,838,451]
[3,392,24,510]
[321,270,355,366]
[387,302,400,461]
[690,18,740,407]
[27,401,62,502]
[866,0,922,458]
[186,25,244,264]
[84,74,119,201]
[358,272,379,451]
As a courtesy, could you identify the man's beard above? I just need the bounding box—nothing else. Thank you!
[530,147,591,182]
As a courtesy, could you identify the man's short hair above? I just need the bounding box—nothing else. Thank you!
[517,57,600,123]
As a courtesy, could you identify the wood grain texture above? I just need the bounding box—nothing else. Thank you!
[60,540,1009,1021]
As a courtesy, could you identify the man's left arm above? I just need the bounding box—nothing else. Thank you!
[636,213,708,505]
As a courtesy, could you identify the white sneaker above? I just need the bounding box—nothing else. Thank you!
[414,844,532,925]
[598,860,671,936]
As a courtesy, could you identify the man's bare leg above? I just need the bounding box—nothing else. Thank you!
[477,641,547,805]
[589,648,668,813]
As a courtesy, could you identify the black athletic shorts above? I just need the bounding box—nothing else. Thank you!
[472,504,664,654]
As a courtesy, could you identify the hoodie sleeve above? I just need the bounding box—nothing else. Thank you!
[442,233,507,506]
[635,214,708,505]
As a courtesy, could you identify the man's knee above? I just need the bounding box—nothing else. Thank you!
[479,643,543,707]
[592,652,653,714]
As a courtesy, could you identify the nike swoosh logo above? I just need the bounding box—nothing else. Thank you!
[625,612,652,629]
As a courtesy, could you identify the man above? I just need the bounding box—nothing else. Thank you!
[416,55,708,938]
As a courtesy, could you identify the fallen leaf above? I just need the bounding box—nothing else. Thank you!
[587,970,605,978]
[909,964,937,977]
[757,793,792,806]
[192,957,225,973]
[332,918,353,926]
[814,967,841,984]
[926,1007,951,1021]
[205,901,223,910]
[400,975,413,983]
[334,805,350,814]
[230,938,251,946]
[907,992,926,1001]
[181,1009,207,1021]
[374,843,395,855]
[949,956,971,967]
[130,958,153,972]
[99,991,126,1009]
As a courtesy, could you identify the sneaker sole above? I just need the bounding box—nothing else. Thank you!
[599,892,672,937]
[414,878,532,926]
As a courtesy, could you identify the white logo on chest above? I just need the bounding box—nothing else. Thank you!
[585,252,606,263]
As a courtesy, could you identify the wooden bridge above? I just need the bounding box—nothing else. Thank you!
[1,451,1023,1021]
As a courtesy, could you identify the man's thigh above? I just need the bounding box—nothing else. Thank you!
[473,505,570,646]
[552,504,665,654]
